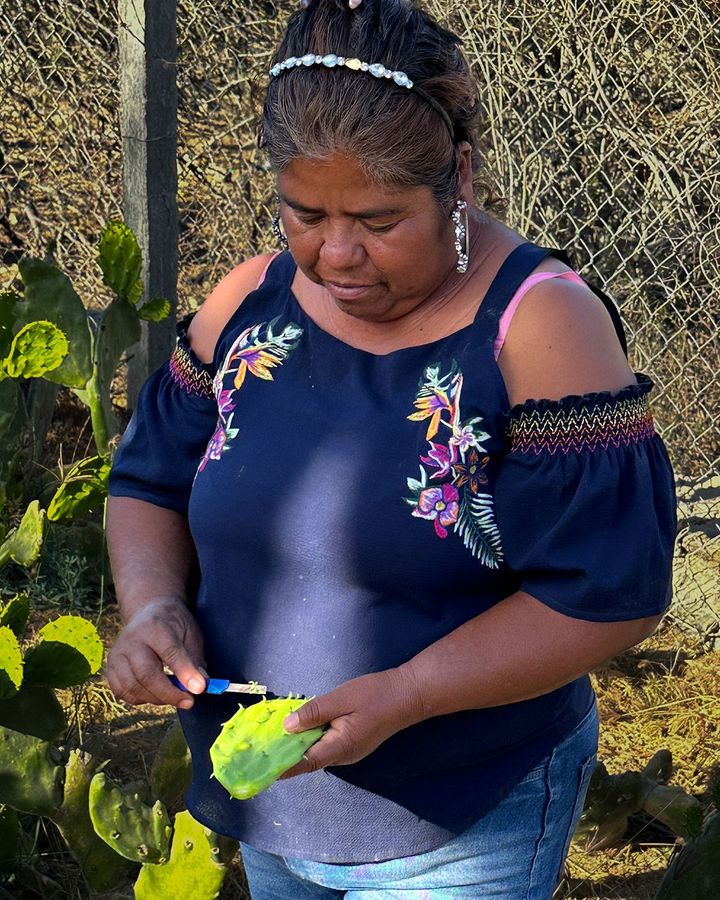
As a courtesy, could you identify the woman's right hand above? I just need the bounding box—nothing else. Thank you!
[106,597,207,709]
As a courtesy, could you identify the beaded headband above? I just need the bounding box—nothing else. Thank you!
[269,53,456,139]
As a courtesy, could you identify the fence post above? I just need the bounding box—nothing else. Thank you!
[119,0,178,410]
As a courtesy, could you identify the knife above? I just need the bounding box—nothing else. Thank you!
[169,674,268,695]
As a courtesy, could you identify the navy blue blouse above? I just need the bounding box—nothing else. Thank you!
[109,243,677,863]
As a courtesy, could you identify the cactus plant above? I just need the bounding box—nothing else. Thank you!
[0,682,66,741]
[11,221,169,458]
[52,751,134,893]
[47,455,111,522]
[150,719,192,810]
[23,614,103,688]
[1,320,68,380]
[0,593,31,638]
[0,726,64,815]
[0,500,46,569]
[576,750,703,851]
[89,771,173,864]
[134,809,237,900]
[0,626,23,700]
[210,696,326,800]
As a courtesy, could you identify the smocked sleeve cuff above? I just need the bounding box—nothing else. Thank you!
[494,373,678,622]
[108,314,218,515]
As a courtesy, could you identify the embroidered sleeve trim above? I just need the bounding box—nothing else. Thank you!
[168,313,215,401]
[506,372,656,455]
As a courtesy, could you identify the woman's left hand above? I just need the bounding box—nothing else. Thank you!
[277,667,425,779]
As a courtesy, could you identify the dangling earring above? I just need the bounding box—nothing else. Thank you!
[271,200,288,249]
[451,200,469,274]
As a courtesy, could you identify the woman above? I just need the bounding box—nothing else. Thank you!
[106,0,677,896]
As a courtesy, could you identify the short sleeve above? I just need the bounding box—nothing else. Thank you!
[493,372,677,622]
[108,314,218,515]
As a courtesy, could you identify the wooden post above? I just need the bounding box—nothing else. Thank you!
[119,0,178,409]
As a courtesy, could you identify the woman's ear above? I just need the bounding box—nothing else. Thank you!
[457,141,474,203]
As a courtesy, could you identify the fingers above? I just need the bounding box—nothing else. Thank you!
[278,726,356,779]
[106,609,207,709]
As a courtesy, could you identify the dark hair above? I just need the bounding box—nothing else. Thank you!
[259,0,504,214]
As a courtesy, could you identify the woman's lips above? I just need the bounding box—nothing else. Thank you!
[325,281,375,300]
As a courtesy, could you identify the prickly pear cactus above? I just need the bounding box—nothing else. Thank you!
[47,455,111,522]
[0,500,46,569]
[52,751,134,893]
[0,626,23,700]
[210,696,325,800]
[0,726,64,815]
[0,592,30,638]
[2,320,68,380]
[0,682,66,741]
[655,812,720,899]
[576,750,702,851]
[134,809,238,900]
[97,221,142,302]
[150,719,192,810]
[23,614,103,688]
[89,771,172,864]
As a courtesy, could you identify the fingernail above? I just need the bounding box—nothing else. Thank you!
[188,676,205,693]
[348,0,362,8]
[284,713,299,731]
[179,699,193,709]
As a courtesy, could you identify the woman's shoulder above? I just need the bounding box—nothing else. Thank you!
[496,260,635,408]
[187,252,277,364]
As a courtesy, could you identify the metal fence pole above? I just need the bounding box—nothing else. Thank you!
[119,0,178,410]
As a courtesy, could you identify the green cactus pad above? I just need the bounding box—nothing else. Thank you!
[47,455,111,522]
[0,625,23,699]
[134,809,238,900]
[0,682,66,740]
[0,289,19,359]
[98,222,143,301]
[150,719,192,810]
[0,592,31,638]
[3,320,69,379]
[0,500,46,568]
[24,614,103,688]
[52,751,134,893]
[89,771,172,864]
[655,812,720,899]
[0,725,64,815]
[209,696,325,800]
[15,256,93,389]
[137,297,171,322]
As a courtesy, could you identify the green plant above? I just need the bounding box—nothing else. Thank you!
[575,750,703,851]
[9,221,169,458]
[210,695,326,800]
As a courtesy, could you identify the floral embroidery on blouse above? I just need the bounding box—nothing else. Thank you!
[197,318,303,472]
[405,363,504,569]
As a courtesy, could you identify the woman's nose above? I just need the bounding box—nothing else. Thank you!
[319,223,366,271]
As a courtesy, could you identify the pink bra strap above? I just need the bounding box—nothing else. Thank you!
[256,251,282,288]
[493,271,585,360]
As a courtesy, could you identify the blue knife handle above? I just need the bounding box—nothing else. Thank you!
[169,674,230,694]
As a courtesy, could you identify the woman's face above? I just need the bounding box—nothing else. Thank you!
[277,152,462,323]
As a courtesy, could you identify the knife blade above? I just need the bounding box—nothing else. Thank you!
[169,674,267,695]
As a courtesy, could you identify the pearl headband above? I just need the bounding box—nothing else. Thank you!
[269,52,456,139]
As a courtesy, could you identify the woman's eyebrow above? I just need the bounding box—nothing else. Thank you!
[280,196,405,219]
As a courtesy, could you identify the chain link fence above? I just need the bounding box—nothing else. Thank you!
[1,0,718,635]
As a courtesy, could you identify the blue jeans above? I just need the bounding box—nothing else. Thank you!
[239,700,599,899]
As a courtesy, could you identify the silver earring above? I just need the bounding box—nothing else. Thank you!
[271,202,288,249]
[451,200,469,274]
